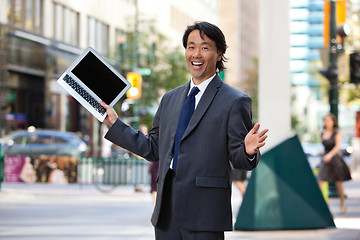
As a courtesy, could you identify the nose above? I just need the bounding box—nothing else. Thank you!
[193,47,201,57]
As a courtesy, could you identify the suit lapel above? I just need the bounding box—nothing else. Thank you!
[182,75,222,140]
[167,82,191,163]
[171,82,191,131]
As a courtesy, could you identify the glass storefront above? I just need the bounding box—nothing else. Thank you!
[0,25,90,137]
[1,26,46,131]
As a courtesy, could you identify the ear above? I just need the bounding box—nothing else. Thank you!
[217,52,222,62]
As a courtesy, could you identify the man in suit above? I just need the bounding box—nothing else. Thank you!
[100,21,268,240]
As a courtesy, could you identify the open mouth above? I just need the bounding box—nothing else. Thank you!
[192,62,203,67]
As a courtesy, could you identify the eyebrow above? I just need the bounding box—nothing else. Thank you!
[187,41,212,46]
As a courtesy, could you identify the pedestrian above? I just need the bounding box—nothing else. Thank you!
[19,156,36,183]
[100,123,113,158]
[101,21,268,240]
[232,168,247,197]
[134,124,151,193]
[317,113,352,213]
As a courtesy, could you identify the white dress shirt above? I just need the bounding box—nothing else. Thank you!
[189,74,216,109]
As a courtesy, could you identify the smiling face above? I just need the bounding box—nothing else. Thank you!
[185,30,222,85]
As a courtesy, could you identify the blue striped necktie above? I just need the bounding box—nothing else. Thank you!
[172,86,200,171]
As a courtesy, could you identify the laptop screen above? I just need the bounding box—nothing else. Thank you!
[71,51,127,104]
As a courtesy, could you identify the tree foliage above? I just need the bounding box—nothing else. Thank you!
[241,58,258,123]
[113,21,189,128]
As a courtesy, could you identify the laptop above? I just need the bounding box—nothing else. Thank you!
[57,47,131,122]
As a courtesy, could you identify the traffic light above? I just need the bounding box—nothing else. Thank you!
[320,64,337,84]
[126,72,142,99]
[350,52,360,85]
[323,0,346,47]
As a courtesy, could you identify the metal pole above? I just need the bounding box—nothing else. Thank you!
[133,0,139,72]
[133,0,139,130]
[329,0,338,119]
[328,0,339,198]
[0,24,8,137]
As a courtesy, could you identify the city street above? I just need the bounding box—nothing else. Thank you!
[1,1,359,239]
[0,179,359,240]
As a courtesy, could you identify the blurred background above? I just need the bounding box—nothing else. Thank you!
[0,0,359,185]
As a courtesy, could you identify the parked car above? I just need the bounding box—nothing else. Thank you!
[1,129,87,157]
[301,143,324,158]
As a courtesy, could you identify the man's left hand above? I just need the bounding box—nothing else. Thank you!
[244,123,268,157]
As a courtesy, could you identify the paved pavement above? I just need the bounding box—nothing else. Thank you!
[0,178,359,240]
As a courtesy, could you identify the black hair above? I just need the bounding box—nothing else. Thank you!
[182,21,228,72]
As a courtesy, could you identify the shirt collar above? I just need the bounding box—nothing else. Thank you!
[189,73,216,95]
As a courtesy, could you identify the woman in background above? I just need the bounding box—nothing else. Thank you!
[317,113,352,213]
[232,169,247,197]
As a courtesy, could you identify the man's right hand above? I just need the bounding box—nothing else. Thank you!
[100,101,118,127]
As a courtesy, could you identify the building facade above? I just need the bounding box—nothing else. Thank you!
[138,0,218,49]
[290,0,324,87]
[218,0,259,91]
[290,0,326,141]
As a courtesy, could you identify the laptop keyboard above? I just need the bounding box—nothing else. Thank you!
[62,74,106,115]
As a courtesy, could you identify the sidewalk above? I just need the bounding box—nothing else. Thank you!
[0,179,359,240]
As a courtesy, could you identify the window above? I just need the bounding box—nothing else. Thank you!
[53,2,79,46]
[54,3,63,41]
[7,0,43,33]
[12,136,26,145]
[53,136,67,144]
[88,17,109,54]
[27,134,40,144]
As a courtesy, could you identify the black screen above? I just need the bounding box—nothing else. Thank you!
[71,51,127,104]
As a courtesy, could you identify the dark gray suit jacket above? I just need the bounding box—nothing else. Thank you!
[105,75,260,231]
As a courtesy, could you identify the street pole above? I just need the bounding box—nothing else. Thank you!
[328,0,339,198]
[0,24,7,138]
[329,0,338,119]
[133,0,139,130]
[133,0,139,72]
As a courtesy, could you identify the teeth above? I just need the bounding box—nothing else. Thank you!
[192,62,203,66]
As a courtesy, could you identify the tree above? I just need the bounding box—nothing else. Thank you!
[241,58,258,123]
[112,21,189,128]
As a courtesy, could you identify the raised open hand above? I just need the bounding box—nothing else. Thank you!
[244,123,268,157]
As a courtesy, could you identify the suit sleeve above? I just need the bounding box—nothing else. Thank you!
[227,95,260,170]
[104,100,162,162]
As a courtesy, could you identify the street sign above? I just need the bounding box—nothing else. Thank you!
[138,68,152,76]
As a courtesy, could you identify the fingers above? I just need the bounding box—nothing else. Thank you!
[258,129,269,141]
[100,101,118,127]
[251,123,260,133]
[251,123,269,135]
[251,124,269,139]
[245,124,268,155]
[258,141,266,148]
[259,134,268,143]
[100,101,110,109]
[252,140,266,154]
[259,128,269,136]
[252,125,269,149]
